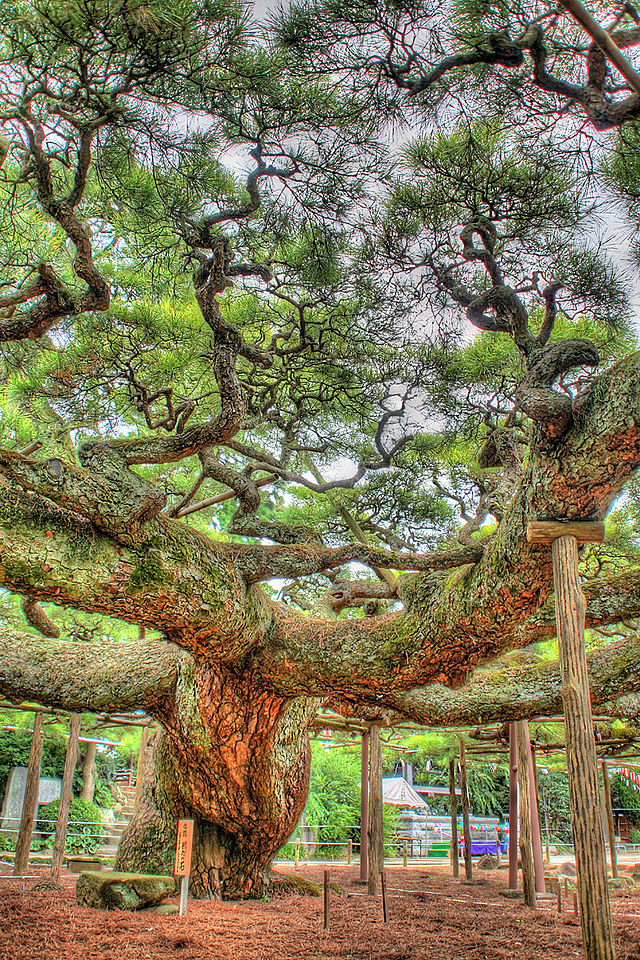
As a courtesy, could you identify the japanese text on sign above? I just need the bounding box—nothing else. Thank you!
[174,819,194,877]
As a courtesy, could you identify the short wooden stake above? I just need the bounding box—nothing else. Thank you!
[573,891,579,918]
[448,757,459,880]
[347,839,352,864]
[459,740,473,882]
[323,870,330,931]
[50,713,81,884]
[557,884,563,914]
[179,876,188,916]
[403,841,407,868]
[528,522,614,960]
[294,838,300,866]
[381,871,389,923]
[13,711,44,876]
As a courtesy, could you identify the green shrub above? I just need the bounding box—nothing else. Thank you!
[37,797,102,853]
[93,780,114,808]
[0,833,16,852]
[610,774,640,826]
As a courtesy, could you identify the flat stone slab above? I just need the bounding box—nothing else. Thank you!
[142,903,179,915]
[76,871,176,911]
[67,857,104,875]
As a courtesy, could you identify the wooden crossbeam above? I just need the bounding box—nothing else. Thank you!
[527,520,604,544]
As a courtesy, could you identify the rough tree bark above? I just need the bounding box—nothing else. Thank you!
[114,664,319,899]
[80,742,97,803]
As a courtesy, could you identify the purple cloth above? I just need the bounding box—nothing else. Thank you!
[460,841,507,855]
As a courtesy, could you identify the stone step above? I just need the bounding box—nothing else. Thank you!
[96,842,119,857]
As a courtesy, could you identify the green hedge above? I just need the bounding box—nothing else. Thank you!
[36,798,102,854]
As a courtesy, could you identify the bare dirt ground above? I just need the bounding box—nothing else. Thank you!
[1,862,640,960]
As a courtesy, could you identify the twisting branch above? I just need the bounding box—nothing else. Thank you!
[20,596,60,639]
[326,580,396,612]
[80,241,245,467]
[0,263,75,342]
[0,447,166,543]
[516,339,600,438]
[230,540,483,583]
[185,143,297,247]
[388,629,640,725]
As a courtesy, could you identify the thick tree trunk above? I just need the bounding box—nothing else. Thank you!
[116,663,318,899]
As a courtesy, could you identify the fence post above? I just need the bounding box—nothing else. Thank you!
[323,870,330,931]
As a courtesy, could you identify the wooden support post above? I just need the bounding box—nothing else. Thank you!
[381,871,389,923]
[459,740,473,882]
[50,713,81,884]
[79,741,97,802]
[360,730,369,882]
[541,784,551,865]
[294,838,300,866]
[448,757,459,879]
[601,761,618,879]
[527,521,614,960]
[347,839,352,864]
[13,711,44,876]
[403,841,407,867]
[135,724,150,808]
[323,870,330,931]
[525,724,546,893]
[508,723,518,890]
[515,720,537,909]
[557,884,563,914]
[368,725,383,896]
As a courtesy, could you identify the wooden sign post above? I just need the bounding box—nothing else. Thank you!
[174,819,194,917]
[527,520,613,960]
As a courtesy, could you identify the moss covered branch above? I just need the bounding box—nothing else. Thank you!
[0,630,182,714]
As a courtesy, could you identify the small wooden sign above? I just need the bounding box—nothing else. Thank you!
[174,819,194,877]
